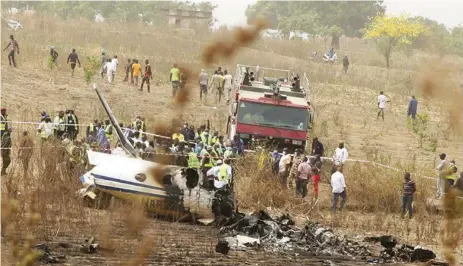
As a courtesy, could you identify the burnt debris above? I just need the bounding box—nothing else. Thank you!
[216,210,443,264]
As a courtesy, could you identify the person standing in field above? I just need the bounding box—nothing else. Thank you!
[342,54,349,74]
[296,156,311,198]
[132,59,141,86]
[100,51,107,78]
[124,59,132,82]
[223,70,233,103]
[436,153,447,199]
[401,172,416,219]
[332,142,348,174]
[104,58,115,84]
[278,148,292,189]
[140,59,152,92]
[331,165,347,213]
[3,35,19,67]
[67,48,81,77]
[49,46,59,68]
[170,63,181,97]
[377,91,390,121]
[407,95,418,120]
[111,55,119,81]
[210,71,224,103]
[199,69,208,102]
[18,131,34,179]
[312,167,321,200]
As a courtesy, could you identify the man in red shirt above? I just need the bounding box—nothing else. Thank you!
[140,59,152,93]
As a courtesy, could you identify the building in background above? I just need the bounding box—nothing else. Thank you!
[163,9,212,30]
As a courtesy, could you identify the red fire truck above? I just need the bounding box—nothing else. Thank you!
[227,64,312,152]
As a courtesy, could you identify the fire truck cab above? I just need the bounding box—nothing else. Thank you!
[227,64,312,152]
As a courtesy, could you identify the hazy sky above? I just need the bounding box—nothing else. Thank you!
[211,0,463,28]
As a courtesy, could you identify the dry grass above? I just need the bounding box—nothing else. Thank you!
[2,13,463,264]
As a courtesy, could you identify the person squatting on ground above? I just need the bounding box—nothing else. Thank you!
[132,59,141,86]
[3,35,19,67]
[331,165,347,213]
[401,172,416,219]
[67,48,81,77]
[140,59,152,92]
[296,156,311,198]
[199,69,208,102]
[170,64,181,97]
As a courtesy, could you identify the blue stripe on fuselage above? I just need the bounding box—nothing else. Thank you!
[96,184,169,199]
[92,174,166,191]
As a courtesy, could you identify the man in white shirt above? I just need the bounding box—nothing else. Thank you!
[214,159,233,190]
[104,58,115,84]
[436,153,447,198]
[377,91,389,121]
[199,69,208,101]
[331,166,347,213]
[278,148,291,189]
[112,55,119,80]
[223,70,233,103]
[332,142,348,174]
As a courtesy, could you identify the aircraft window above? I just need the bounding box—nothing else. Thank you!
[135,173,147,182]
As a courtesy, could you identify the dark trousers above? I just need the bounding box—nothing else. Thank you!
[67,129,77,140]
[8,51,16,67]
[1,150,11,175]
[408,113,416,120]
[200,85,207,100]
[332,190,347,213]
[401,195,413,218]
[296,178,308,198]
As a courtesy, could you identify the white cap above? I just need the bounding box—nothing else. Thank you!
[51,46,55,49]
[217,160,223,164]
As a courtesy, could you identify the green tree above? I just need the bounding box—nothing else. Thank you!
[364,15,428,68]
[245,1,385,48]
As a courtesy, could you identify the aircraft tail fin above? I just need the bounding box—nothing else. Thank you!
[94,84,139,158]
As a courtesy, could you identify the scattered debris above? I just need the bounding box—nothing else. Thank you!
[216,211,444,265]
[81,236,99,254]
[34,244,64,264]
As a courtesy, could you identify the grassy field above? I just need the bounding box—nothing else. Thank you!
[1,14,463,264]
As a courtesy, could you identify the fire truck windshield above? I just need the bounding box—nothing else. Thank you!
[236,101,309,131]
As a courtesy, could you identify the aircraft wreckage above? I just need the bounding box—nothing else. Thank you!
[77,86,234,221]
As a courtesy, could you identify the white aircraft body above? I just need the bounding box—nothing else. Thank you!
[77,86,231,221]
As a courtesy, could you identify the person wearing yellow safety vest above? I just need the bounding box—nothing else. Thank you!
[104,120,113,143]
[445,160,458,189]
[132,116,145,133]
[201,130,212,146]
[213,142,223,157]
[214,158,233,190]
[224,146,233,159]
[201,146,214,190]
[172,132,185,142]
[211,130,219,145]
[209,146,218,167]
[0,108,8,138]
[86,119,99,142]
[187,148,200,171]
[53,111,66,139]
[65,109,79,141]
[37,117,53,143]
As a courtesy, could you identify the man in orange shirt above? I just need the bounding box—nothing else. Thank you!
[140,59,152,92]
[132,59,141,86]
